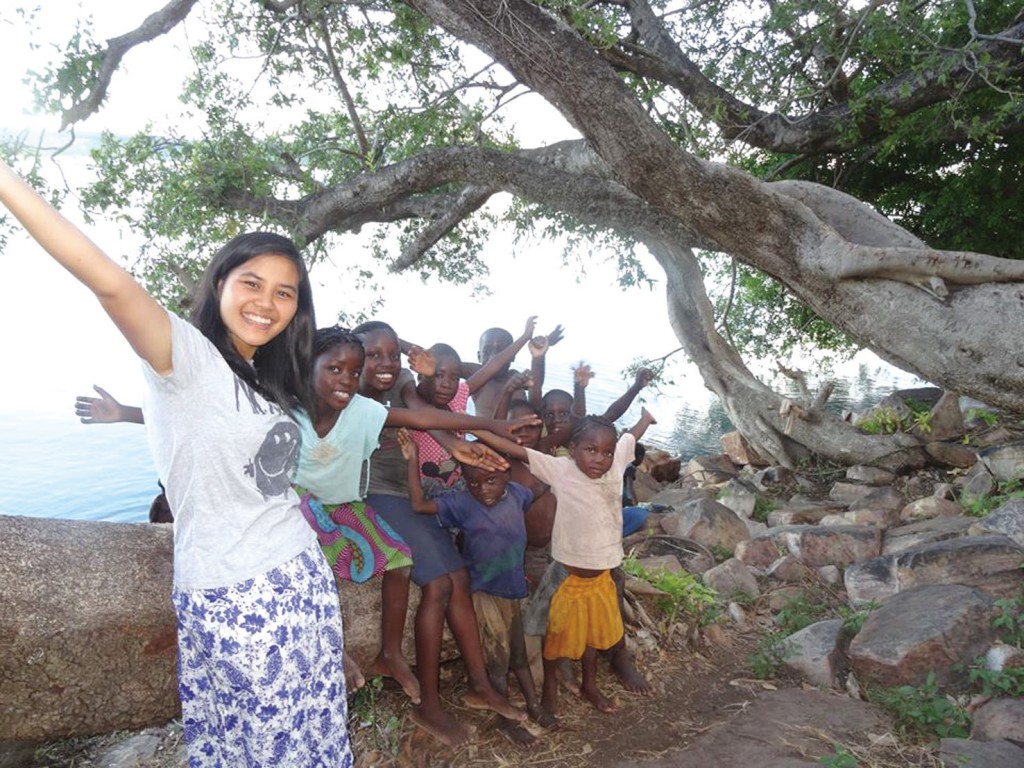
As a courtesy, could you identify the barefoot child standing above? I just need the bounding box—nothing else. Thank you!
[397,429,554,745]
[474,409,657,719]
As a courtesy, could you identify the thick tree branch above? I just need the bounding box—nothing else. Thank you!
[389,184,494,271]
[610,0,1024,154]
[60,0,201,129]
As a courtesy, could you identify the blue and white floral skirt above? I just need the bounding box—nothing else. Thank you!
[172,543,352,767]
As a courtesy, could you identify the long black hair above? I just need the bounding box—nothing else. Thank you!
[190,232,315,416]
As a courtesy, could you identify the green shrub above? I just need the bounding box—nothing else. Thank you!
[622,554,720,626]
[871,672,971,740]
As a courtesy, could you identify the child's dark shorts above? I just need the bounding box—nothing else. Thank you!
[365,493,465,586]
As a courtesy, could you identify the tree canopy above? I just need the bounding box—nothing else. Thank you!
[4,0,1023,467]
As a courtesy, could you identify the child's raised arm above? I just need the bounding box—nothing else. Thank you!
[572,362,593,420]
[628,407,658,442]
[75,385,145,425]
[397,429,438,514]
[603,367,654,423]
[0,163,171,374]
[491,371,533,421]
[469,429,529,463]
[464,315,537,395]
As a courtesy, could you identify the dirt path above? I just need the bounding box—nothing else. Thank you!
[350,631,767,768]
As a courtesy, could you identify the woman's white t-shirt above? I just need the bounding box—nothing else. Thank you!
[142,311,315,590]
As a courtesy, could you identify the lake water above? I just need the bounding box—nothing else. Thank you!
[0,353,921,524]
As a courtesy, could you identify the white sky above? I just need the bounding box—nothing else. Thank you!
[0,2,699,418]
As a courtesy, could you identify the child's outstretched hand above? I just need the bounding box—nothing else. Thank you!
[546,324,565,347]
[451,440,510,473]
[528,335,548,359]
[407,345,436,377]
[521,315,538,340]
[573,362,594,389]
[75,385,125,424]
[641,407,658,426]
[396,428,419,463]
[635,367,655,388]
[504,370,533,393]
[503,413,542,442]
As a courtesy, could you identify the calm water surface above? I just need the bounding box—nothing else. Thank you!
[0,357,921,524]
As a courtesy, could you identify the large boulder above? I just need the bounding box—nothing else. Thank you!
[659,498,751,553]
[845,535,1024,606]
[1,516,178,743]
[881,516,973,555]
[0,515,415,744]
[848,584,994,687]
[736,525,882,571]
[780,619,844,689]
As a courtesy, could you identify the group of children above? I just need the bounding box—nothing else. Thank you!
[76,315,658,749]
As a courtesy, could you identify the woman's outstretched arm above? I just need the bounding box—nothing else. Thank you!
[0,163,171,374]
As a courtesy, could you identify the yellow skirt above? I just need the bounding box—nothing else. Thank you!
[543,570,623,660]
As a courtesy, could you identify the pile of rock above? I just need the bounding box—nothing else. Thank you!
[628,388,1024,766]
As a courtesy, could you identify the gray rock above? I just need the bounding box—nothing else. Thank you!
[736,525,881,570]
[923,392,965,442]
[817,565,843,586]
[720,431,767,467]
[981,440,1024,482]
[845,465,896,486]
[849,584,994,687]
[716,478,759,519]
[970,498,1024,547]
[647,486,715,512]
[829,481,874,505]
[703,557,759,600]
[849,486,905,515]
[0,515,419,744]
[900,496,962,523]
[971,697,1024,744]
[659,497,751,552]
[961,469,995,506]
[0,516,178,743]
[925,441,978,468]
[781,619,844,688]
[752,465,795,491]
[91,728,170,767]
[683,454,738,485]
[845,535,1024,606]
[939,738,1024,768]
[882,515,973,555]
[768,502,845,527]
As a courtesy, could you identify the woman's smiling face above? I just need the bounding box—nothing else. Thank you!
[217,253,299,360]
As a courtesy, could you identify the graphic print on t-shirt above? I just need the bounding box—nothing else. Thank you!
[234,376,300,499]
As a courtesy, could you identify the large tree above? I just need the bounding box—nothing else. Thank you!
[6,0,1024,468]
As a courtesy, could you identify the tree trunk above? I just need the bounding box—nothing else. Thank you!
[647,239,927,470]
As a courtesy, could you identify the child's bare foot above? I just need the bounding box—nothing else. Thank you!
[527,701,558,729]
[496,717,537,746]
[343,650,365,692]
[610,647,654,696]
[461,687,527,721]
[556,658,581,697]
[409,706,475,747]
[368,651,421,703]
[580,681,617,714]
